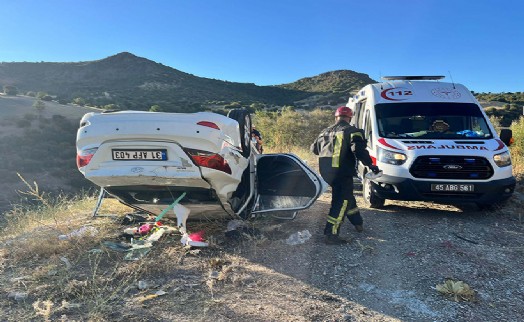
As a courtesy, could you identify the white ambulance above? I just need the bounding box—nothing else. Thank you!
[347,76,516,209]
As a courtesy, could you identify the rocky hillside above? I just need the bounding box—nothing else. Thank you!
[0,53,374,111]
[278,70,376,94]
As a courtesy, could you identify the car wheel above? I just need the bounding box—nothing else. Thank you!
[227,109,252,158]
[363,174,385,208]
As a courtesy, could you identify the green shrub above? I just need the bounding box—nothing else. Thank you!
[253,108,333,151]
[484,107,496,114]
[489,115,503,133]
[3,85,18,95]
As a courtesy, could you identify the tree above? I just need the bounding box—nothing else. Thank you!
[36,91,48,99]
[103,104,119,110]
[33,99,46,117]
[149,105,163,112]
[72,97,86,106]
[3,85,18,96]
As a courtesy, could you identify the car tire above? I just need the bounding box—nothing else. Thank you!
[227,109,252,158]
[363,174,385,208]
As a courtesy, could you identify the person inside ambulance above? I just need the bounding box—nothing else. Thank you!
[310,106,380,245]
[429,119,451,133]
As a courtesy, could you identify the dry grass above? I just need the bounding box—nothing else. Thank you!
[0,177,144,320]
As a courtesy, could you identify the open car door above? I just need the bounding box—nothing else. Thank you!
[252,153,326,214]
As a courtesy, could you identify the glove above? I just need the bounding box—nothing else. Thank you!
[369,165,380,174]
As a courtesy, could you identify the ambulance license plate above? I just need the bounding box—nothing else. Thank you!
[431,184,475,192]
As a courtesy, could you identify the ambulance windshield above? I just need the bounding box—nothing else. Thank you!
[376,103,493,139]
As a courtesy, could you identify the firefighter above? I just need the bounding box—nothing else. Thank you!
[310,106,380,245]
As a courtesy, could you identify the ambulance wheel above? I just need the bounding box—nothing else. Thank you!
[363,175,385,208]
[227,109,252,158]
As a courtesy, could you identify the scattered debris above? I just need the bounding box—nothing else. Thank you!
[134,290,168,304]
[101,241,132,252]
[59,256,72,269]
[180,230,209,247]
[138,280,149,290]
[453,233,479,244]
[8,292,28,301]
[436,279,476,302]
[285,230,312,245]
[121,213,152,225]
[60,300,82,309]
[58,226,98,240]
[124,226,177,260]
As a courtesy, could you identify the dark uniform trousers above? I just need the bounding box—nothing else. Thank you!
[324,176,363,236]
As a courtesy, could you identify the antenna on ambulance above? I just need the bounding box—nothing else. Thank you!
[448,71,456,89]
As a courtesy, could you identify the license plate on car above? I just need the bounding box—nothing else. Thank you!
[431,184,475,192]
[112,149,167,161]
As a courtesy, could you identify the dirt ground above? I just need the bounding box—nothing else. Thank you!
[177,185,524,322]
[4,184,523,321]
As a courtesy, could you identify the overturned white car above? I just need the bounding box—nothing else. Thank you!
[76,109,326,220]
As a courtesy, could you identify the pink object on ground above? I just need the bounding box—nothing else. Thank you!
[188,231,205,242]
[138,224,153,235]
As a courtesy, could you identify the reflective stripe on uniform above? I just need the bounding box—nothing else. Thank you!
[350,132,363,141]
[331,132,344,168]
[346,206,359,216]
[328,200,348,234]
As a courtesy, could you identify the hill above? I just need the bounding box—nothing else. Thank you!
[278,70,376,94]
[0,53,374,111]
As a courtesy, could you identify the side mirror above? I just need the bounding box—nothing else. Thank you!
[499,129,513,146]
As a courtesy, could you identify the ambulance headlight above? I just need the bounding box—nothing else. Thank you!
[493,151,511,167]
[377,147,407,165]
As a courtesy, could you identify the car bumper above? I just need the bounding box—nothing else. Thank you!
[371,175,516,204]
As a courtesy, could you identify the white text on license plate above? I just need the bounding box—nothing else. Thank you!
[431,184,475,192]
[112,150,167,160]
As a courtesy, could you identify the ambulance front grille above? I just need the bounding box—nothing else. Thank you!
[409,156,493,180]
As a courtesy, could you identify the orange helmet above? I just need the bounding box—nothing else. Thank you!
[335,106,353,117]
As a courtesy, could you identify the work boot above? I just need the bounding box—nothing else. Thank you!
[324,235,350,245]
[354,225,364,233]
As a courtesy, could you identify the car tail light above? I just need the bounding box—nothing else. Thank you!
[76,147,98,168]
[185,148,231,174]
[197,121,220,130]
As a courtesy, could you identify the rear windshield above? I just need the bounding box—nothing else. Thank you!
[375,103,493,139]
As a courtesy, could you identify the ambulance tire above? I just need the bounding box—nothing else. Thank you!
[227,109,252,158]
[363,175,385,208]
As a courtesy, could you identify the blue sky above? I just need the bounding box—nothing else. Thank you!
[0,0,522,93]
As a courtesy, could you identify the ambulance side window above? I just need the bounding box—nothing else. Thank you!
[356,99,366,128]
[364,110,373,149]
